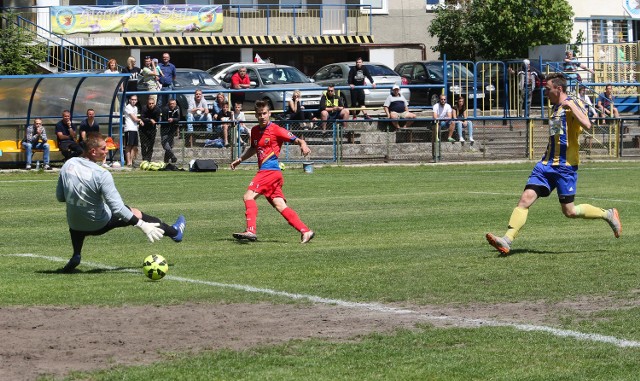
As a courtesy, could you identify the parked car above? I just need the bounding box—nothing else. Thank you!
[138,68,224,117]
[207,62,324,111]
[394,61,495,108]
[310,62,410,107]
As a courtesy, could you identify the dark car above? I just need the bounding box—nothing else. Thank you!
[395,61,495,108]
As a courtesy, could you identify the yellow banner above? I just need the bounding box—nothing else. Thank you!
[51,5,223,34]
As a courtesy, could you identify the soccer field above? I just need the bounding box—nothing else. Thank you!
[1,162,639,380]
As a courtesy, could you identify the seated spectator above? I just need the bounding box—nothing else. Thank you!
[215,101,233,147]
[79,108,108,167]
[186,89,212,147]
[287,89,317,128]
[161,98,180,163]
[433,94,455,143]
[22,118,52,170]
[452,96,474,142]
[233,102,250,146]
[55,110,83,160]
[211,92,226,119]
[577,85,598,121]
[383,84,416,130]
[318,84,349,135]
[597,84,620,119]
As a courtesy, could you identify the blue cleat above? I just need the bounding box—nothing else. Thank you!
[62,254,81,273]
[171,215,186,242]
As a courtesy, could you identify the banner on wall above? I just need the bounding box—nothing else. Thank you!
[50,5,223,34]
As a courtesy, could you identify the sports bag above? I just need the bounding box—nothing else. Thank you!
[189,159,218,172]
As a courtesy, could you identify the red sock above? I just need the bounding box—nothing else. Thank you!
[280,207,309,233]
[245,199,257,234]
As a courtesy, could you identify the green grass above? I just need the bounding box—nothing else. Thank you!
[2,162,640,380]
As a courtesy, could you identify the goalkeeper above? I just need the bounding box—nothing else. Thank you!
[56,132,186,272]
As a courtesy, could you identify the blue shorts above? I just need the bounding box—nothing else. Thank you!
[526,162,578,197]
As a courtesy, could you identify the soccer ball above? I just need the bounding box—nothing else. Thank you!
[142,254,168,280]
[279,162,286,171]
[111,161,121,169]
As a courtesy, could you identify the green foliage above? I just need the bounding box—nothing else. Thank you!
[429,0,574,60]
[0,11,47,75]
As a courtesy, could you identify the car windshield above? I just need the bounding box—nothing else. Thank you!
[175,72,219,87]
[257,67,310,84]
[426,63,474,82]
[348,64,397,76]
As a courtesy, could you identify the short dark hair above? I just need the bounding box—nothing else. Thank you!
[84,132,104,150]
[545,73,567,92]
[255,100,270,111]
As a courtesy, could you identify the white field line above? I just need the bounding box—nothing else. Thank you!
[7,253,640,349]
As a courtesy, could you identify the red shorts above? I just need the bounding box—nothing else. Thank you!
[248,170,284,201]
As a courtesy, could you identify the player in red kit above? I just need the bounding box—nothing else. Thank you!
[230,100,315,243]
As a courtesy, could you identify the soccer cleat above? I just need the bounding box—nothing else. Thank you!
[233,231,257,241]
[62,254,81,273]
[606,208,622,238]
[171,215,186,242]
[301,230,315,244]
[485,233,511,255]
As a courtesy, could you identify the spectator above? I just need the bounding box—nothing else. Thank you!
[140,56,160,103]
[563,50,594,90]
[104,58,119,74]
[161,98,180,163]
[318,84,349,135]
[577,85,598,120]
[597,84,620,119]
[215,101,233,147]
[518,60,537,117]
[55,110,83,160]
[287,89,317,128]
[121,56,140,94]
[139,97,161,162]
[211,92,226,118]
[56,132,185,272]
[229,100,314,244]
[158,52,176,107]
[233,102,250,146]
[452,97,474,143]
[123,95,142,167]
[187,89,213,147]
[78,109,100,143]
[231,66,251,107]
[348,57,375,120]
[22,118,51,170]
[383,84,416,130]
[433,94,455,143]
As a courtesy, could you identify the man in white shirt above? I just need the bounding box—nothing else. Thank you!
[383,84,416,129]
[123,96,142,167]
[433,94,455,142]
[56,132,186,272]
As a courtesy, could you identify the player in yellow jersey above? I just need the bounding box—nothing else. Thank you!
[485,73,621,255]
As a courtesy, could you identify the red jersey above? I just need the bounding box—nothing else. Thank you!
[251,122,297,170]
[231,72,250,96]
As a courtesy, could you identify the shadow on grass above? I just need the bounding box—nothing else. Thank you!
[496,248,597,257]
[37,266,140,275]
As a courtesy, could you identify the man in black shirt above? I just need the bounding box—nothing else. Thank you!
[348,57,376,120]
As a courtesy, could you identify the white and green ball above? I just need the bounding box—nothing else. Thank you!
[142,254,168,280]
[279,162,286,171]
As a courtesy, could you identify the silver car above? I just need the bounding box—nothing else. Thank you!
[207,62,324,112]
[311,62,411,107]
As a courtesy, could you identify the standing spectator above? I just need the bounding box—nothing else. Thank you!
[486,73,621,255]
[121,56,140,94]
[233,102,250,146]
[318,84,349,135]
[55,110,83,159]
[123,95,142,167]
[230,66,251,107]
[518,60,537,117]
[563,50,594,90]
[158,52,176,107]
[139,97,161,162]
[56,132,185,272]
[348,57,376,120]
[215,101,233,147]
[452,97,474,142]
[433,94,455,143]
[140,56,160,103]
[22,118,51,170]
[383,84,416,130]
[78,109,100,143]
[229,100,315,244]
[187,89,213,147]
[597,84,620,119]
[287,89,317,128]
[161,98,180,163]
[104,58,119,74]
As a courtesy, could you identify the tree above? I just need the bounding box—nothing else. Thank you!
[0,11,47,75]
[429,0,574,61]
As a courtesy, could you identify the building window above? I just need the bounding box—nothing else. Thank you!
[280,0,306,12]
[591,19,630,44]
[426,0,444,11]
[360,0,387,14]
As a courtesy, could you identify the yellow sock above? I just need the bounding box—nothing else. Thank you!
[574,204,607,219]
[505,206,528,242]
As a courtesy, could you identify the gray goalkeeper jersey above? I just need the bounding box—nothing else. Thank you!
[56,157,134,231]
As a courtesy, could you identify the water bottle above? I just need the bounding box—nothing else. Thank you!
[36,161,40,170]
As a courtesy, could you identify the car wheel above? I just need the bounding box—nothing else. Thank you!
[430,93,439,106]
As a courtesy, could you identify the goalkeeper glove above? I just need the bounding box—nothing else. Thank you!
[136,220,164,242]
